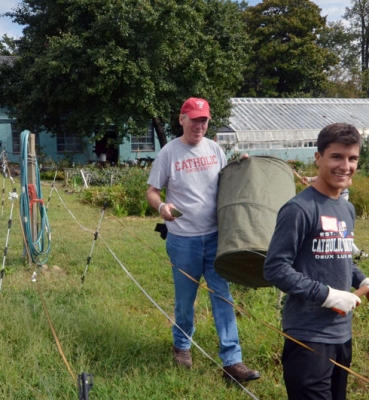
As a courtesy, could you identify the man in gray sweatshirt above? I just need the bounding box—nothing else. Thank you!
[264,123,369,400]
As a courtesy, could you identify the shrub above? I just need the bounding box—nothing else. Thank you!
[287,159,305,171]
[80,165,136,186]
[39,169,64,180]
[350,173,369,219]
[82,167,155,217]
[359,136,369,175]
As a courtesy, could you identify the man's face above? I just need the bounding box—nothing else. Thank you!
[179,115,209,146]
[314,142,360,197]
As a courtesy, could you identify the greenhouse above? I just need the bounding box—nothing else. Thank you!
[217,98,369,162]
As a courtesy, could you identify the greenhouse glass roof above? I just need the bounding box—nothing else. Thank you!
[227,98,369,142]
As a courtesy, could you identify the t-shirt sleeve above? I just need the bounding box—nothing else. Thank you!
[147,153,168,190]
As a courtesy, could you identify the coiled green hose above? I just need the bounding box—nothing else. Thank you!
[20,130,51,265]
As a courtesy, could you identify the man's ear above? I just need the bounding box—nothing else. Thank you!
[314,151,321,166]
[179,114,185,126]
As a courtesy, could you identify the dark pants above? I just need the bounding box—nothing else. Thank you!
[282,339,352,400]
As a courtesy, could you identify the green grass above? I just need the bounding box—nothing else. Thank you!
[1,178,369,399]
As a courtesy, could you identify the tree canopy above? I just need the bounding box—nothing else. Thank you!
[240,0,338,97]
[0,35,18,55]
[318,0,369,97]
[342,0,369,94]
[0,0,251,145]
[344,0,369,72]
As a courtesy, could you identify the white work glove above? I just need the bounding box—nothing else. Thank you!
[359,277,369,288]
[322,286,361,315]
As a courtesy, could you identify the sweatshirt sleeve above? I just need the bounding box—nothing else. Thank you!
[263,202,329,304]
[352,264,367,289]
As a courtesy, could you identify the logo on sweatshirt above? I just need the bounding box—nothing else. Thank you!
[338,221,348,238]
[313,216,353,259]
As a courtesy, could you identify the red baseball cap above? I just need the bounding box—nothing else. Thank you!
[180,98,211,119]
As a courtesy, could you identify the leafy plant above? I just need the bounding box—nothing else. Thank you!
[359,135,369,175]
[82,166,154,217]
[349,173,369,219]
[39,169,64,181]
[228,152,242,162]
[287,159,306,171]
[114,203,127,218]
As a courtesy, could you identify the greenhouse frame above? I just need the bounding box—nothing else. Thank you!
[217,98,369,162]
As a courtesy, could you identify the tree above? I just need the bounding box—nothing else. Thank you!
[344,0,369,72]
[0,0,251,147]
[318,21,363,97]
[0,34,18,55]
[240,0,338,97]
[342,0,369,94]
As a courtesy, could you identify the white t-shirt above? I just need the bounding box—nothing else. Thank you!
[148,137,227,236]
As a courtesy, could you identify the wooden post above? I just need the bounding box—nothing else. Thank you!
[28,133,38,243]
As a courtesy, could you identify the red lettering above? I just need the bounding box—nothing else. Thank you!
[176,155,218,172]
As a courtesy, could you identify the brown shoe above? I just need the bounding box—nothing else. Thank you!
[173,347,192,368]
[223,362,260,382]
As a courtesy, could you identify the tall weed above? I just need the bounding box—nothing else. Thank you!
[350,173,369,219]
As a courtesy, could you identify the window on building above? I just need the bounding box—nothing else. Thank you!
[131,123,155,152]
[217,133,236,143]
[235,142,245,151]
[11,124,20,154]
[57,132,83,153]
[270,142,284,149]
[11,125,40,154]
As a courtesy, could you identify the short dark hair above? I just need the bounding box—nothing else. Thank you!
[317,123,362,154]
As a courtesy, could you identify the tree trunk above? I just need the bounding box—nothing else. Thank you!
[152,117,167,149]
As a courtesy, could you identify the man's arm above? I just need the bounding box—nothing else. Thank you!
[352,263,367,289]
[146,185,175,221]
[146,185,163,212]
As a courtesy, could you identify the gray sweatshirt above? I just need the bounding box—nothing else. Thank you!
[264,186,366,344]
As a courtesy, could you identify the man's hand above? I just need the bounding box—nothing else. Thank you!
[322,287,361,315]
[158,203,176,221]
[300,177,310,185]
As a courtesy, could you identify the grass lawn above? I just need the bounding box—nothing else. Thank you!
[0,178,369,399]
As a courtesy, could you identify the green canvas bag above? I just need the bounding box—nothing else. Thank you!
[215,156,296,287]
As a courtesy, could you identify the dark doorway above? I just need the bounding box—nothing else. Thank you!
[94,129,119,165]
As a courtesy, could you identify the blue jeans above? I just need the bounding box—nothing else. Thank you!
[166,231,242,367]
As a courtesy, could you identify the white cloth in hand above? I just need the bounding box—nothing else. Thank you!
[322,287,361,314]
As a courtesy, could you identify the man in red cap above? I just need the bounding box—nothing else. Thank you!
[146,97,260,382]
